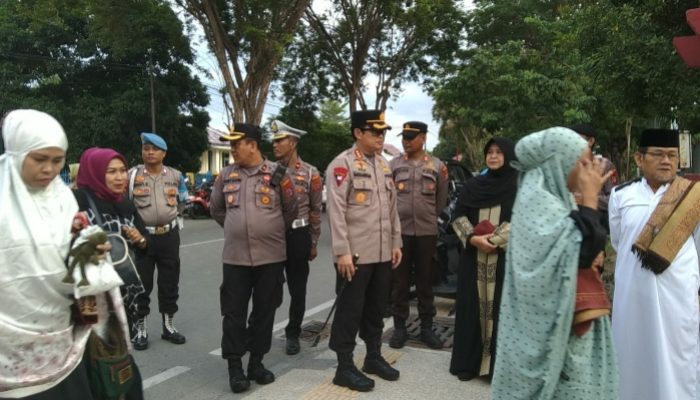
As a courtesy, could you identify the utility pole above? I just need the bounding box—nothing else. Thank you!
[149,51,156,133]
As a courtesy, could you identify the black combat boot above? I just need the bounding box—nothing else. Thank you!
[362,341,399,381]
[420,321,443,349]
[227,358,250,393]
[389,320,407,349]
[247,354,275,385]
[161,313,186,344]
[286,336,300,355]
[133,317,148,351]
[333,352,375,391]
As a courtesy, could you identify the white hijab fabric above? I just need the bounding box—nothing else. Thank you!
[0,110,90,397]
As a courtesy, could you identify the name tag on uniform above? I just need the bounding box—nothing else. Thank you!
[133,187,151,196]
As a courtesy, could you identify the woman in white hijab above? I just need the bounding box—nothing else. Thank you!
[0,110,140,399]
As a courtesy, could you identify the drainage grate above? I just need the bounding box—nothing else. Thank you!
[382,315,454,351]
[299,320,331,343]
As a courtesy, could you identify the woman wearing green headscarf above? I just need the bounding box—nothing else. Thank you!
[491,127,617,399]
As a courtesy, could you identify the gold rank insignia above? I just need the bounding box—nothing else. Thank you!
[135,175,145,184]
[354,149,363,160]
[296,187,304,193]
[398,182,405,190]
[261,195,271,205]
[261,186,270,193]
[355,192,366,203]
[355,160,365,170]
[225,184,238,191]
[227,194,235,204]
[167,197,177,206]
[295,175,305,181]
[261,164,268,172]
[229,171,239,178]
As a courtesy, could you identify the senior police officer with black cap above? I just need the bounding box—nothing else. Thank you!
[325,110,403,392]
[129,132,188,350]
[271,120,323,356]
[210,123,298,394]
[388,122,448,349]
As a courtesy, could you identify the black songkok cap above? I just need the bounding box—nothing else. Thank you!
[638,129,679,148]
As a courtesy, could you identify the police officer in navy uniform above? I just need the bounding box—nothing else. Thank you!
[389,122,449,349]
[129,132,188,350]
[210,123,298,393]
[325,110,403,392]
[271,120,323,355]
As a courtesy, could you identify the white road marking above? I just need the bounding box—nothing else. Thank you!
[209,298,336,356]
[179,238,224,248]
[142,366,191,390]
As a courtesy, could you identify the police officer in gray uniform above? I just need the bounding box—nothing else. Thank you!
[271,120,323,355]
[210,123,298,394]
[326,110,403,392]
[389,122,449,349]
[129,132,188,350]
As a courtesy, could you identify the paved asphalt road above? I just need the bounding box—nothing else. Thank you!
[132,214,490,399]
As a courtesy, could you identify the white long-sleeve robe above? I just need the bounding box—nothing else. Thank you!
[609,177,700,400]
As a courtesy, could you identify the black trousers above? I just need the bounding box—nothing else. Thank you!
[284,226,312,339]
[220,262,284,360]
[391,235,438,325]
[329,261,392,354]
[134,227,181,318]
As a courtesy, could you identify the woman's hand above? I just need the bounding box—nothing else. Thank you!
[122,226,147,249]
[591,251,605,271]
[469,234,498,254]
[576,157,614,209]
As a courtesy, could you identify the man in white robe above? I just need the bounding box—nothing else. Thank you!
[609,128,700,400]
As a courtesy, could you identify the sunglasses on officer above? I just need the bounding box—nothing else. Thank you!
[361,127,386,138]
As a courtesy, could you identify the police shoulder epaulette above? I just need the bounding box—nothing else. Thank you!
[613,177,641,193]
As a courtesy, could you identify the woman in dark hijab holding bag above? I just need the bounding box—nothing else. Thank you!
[449,137,518,381]
[74,147,148,341]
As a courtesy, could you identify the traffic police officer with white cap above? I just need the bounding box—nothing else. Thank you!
[326,110,403,392]
[210,123,298,393]
[129,132,188,350]
[389,121,448,349]
[271,120,323,355]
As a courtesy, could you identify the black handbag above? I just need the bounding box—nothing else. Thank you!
[85,193,145,310]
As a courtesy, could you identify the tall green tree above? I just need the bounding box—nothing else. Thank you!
[0,0,209,171]
[300,0,466,113]
[175,0,310,125]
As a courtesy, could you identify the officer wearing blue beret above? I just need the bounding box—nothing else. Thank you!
[128,132,188,350]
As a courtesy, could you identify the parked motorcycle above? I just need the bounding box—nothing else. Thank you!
[184,180,212,219]
[432,160,472,300]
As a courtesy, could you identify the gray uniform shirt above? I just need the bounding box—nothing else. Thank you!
[210,159,298,266]
[325,145,402,264]
[390,154,449,236]
[129,165,183,226]
[288,158,323,245]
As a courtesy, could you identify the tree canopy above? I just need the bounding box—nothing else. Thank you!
[0,0,210,171]
[431,0,700,176]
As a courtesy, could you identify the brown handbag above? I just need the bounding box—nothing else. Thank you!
[573,266,611,337]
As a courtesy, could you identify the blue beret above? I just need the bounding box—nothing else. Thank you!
[140,132,167,151]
